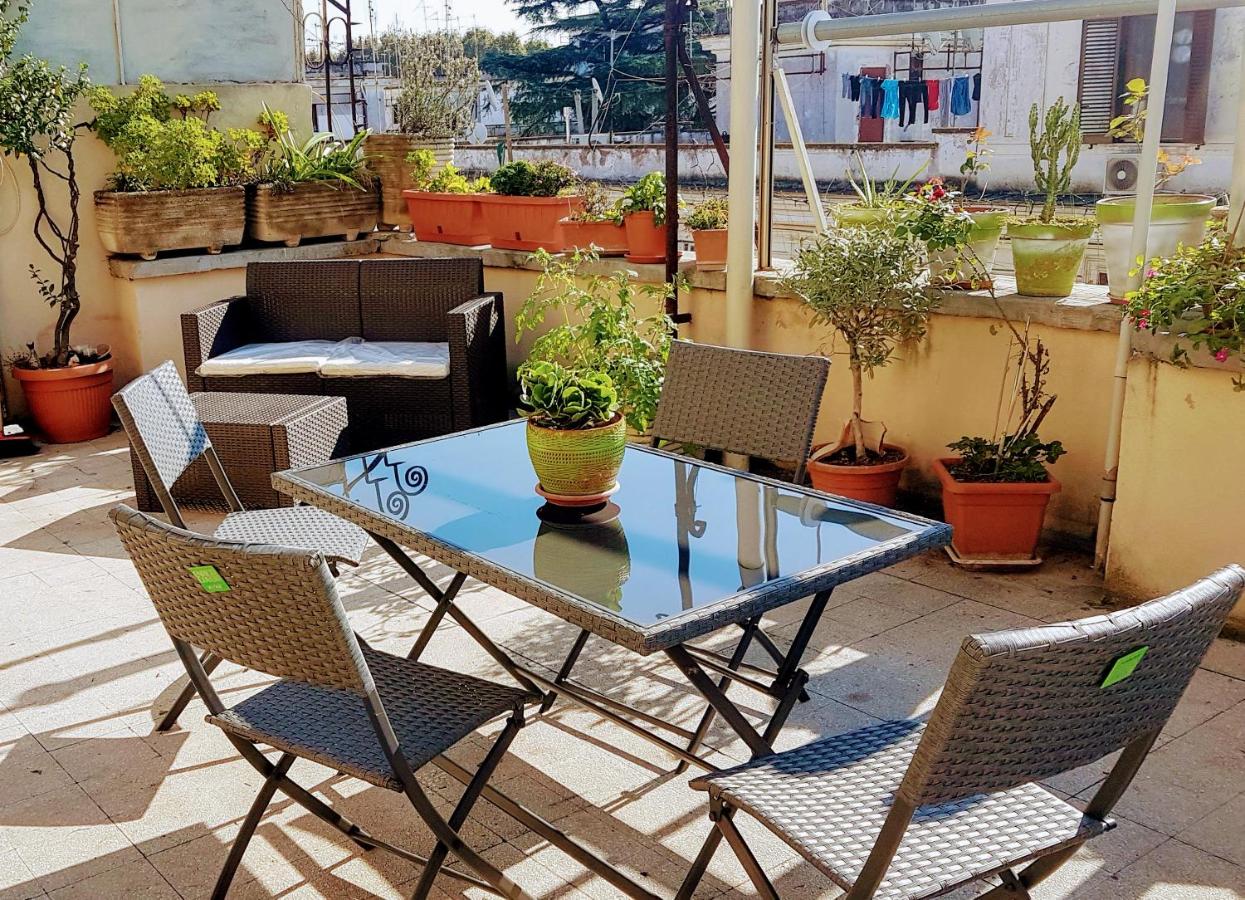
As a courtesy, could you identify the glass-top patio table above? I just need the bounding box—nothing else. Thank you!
[275,419,950,896]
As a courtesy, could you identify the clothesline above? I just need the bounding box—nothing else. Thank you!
[841,70,982,129]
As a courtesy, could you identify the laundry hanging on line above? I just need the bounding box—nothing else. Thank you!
[838,69,981,126]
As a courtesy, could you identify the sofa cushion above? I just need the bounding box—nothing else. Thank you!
[319,341,451,379]
[197,341,341,377]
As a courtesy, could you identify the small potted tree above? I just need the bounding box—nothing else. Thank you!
[782,227,937,506]
[520,360,626,503]
[1096,78,1215,302]
[935,324,1065,564]
[562,182,628,256]
[367,30,480,229]
[1007,99,1095,298]
[402,149,492,245]
[89,76,264,258]
[479,159,583,251]
[0,14,113,442]
[619,172,677,264]
[686,197,729,271]
[248,113,378,246]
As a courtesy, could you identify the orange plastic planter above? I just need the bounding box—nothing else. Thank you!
[562,220,629,256]
[624,211,667,263]
[807,445,909,508]
[402,191,489,246]
[692,228,728,271]
[933,457,1061,562]
[12,360,114,444]
[478,195,584,251]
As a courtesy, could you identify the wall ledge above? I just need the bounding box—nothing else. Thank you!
[108,237,382,280]
[1131,329,1245,375]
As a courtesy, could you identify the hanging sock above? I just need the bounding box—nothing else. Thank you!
[925,78,940,111]
[880,79,900,120]
[950,76,973,116]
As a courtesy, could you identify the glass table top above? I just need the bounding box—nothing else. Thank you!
[284,422,939,628]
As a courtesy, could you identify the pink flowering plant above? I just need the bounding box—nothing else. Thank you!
[1125,222,1245,388]
[896,178,974,253]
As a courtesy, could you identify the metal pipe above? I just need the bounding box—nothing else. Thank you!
[1230,40,1245,247]
[774,67,829,235]
[1094,0,1177,570]
[111,0,126,85]
[777,0,1244,47]
[757,0,779,268]
[664,0,681,292]
[724,0,762,348]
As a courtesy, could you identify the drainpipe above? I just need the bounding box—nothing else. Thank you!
[756,0,779,269]
[1230,40,1245,249]
[111,0,126,85]
[724,0,762,348]
[1093,0,1177,570]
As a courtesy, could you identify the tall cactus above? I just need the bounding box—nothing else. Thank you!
[1028,98,1082,223]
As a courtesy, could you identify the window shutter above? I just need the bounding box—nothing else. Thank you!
[1181,9,1216,144]
[1078,19,1122,142]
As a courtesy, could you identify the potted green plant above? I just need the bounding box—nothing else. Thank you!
[1007,99,1095,298]
[897,178,978,288]
[939,127,1010,288]
[367,30,480,229]
[562,182,628,257]
[516,249,674,436]
[686,197,729,271]
[248,113,378,246]
[0,6,113,442]
[833,151,926,229]
[89,76,264,258]
[1096,78,1215,303]
[401,149,493,245]
[479,159,583,251]
[520,360,626,502]
[781,226,937,506]
[619,172,678,264]
[935,325,1065,564]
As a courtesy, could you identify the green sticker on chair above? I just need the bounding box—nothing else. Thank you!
[1101,646,1148,688]
[188,565,230,593]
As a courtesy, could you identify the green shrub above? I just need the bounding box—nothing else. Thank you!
[490,159,577,197]
[567,181,623,224]
[685,197,728,231]
[619,172,678,226]
[519,360,619,429]
[406,150,490,193]
[261,126,372,191]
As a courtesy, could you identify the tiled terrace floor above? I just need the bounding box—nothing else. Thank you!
[0,432,1243,899]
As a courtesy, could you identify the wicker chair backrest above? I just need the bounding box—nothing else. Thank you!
[901,566,1245,805]
[246,261,362,342]
[111,505,370,694]
[112,361,210,492]
[359,258,486,342]
[651,341,828,467]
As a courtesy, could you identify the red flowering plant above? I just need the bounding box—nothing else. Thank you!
[895,178,974,253]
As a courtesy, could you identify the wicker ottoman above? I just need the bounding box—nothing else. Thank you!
[130,392,349,512]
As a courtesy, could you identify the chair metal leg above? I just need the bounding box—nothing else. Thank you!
[539,628,591,714]
[212,753,294,900]
[674,617,762,775]
[406,572,466,661]
[717,806,779,900]
[157,651,222,732]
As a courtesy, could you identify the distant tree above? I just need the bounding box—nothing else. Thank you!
[487,0,719,136]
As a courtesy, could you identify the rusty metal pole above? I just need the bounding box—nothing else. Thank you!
[664,0,682,305]
[322,0,333,134]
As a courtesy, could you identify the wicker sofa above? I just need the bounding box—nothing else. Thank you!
[182,258,508,451]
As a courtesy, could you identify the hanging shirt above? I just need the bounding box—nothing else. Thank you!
[950,76,973,116]
[880,79,901,120]
[926,79,940,111]
[972,72,982,102]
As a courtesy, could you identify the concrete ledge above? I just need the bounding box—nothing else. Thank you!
[1132,329,1245,375]
[109,237,383,280]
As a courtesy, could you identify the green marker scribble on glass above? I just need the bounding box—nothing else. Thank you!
[188,564,230,593]
[1101,646,1148,688]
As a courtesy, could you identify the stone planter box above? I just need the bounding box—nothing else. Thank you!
[95,186,246,259]
[247,181,379,246]
[366,134,453,230]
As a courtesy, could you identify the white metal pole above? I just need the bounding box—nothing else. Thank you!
[774,68,829,235]
[1093,0,1177,570]
[724,0,762,348]
[1230,39,1245,247]
[757,0,779,268]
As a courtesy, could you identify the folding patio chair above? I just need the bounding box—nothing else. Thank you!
[113,361,369,730]
[111,505,541,900]
[535,340,831,764]
[677,565,1245,899]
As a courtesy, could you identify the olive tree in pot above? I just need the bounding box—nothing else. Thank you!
[619,172,679,264]
[1096,79,1215,303]
[368,30,479,229]
[88,76,265,258]
[402,148,492,245]
[480,159,582,251]
[782,226,937,507]
[935,320,1065,565]
[1007,99,1095,298]
[562,182,628,256]
[0,3,113,443]
[685,197,729,271]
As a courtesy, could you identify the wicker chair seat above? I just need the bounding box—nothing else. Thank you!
[695,720,1108,900]
[209,647,530,790]
[213,506,369,567]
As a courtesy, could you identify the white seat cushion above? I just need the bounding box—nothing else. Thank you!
[319,341,451,379]
[197,340,340,377]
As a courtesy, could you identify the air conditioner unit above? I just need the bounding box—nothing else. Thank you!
[1103,155,1141,194]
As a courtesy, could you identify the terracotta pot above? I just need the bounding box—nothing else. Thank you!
[247,181,379,246]
[806,444,909,507]
[562,219,628,256]
[933,457,1061,562]
[1007,219,1096,298]
[1096,194,1215,302]
[95,186,246,259]
[12,361,114,444]
[402,190,490,246]
[623,211,668,263]
[366,134,454,230]
[478,195,584,251]
[692,228,728,271]
[526,414,627,498]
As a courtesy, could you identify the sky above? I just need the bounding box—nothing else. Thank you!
[366,0,532,36]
